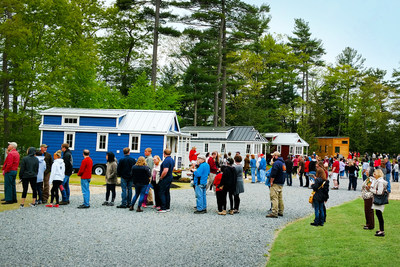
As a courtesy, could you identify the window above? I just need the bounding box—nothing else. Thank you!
[221,143,226,153]
[129,134,141,153]
[186,142,190,152]
[191,133,198,138]
[325,145,328,153]
[295,146,302,155]
[342,140,348,144]
[319,146,322,152]
[62,116,79,126]
[64,132,75,150]
[335,146,340,153]
[96,133,108,152]
[204,143,209,153]
[289,146,294,155]
[277,145,282,153]
[246,144,251,154]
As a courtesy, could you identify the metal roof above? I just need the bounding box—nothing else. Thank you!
[264,133,309,146]
[40,108,179,134]
[181,126,267,142]
[315,136,349,139]
[181,126,233,132]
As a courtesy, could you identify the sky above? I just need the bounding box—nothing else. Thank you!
[248,0,400,77]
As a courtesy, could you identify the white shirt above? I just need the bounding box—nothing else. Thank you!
[49,158,65,184]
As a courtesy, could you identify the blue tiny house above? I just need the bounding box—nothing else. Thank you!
[39,108,189,175]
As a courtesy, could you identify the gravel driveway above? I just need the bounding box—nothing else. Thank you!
[0,178,360,267]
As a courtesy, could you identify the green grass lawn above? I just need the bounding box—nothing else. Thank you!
[267,198,400,267]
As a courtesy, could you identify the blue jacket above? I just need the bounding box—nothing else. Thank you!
[270,157,285,185]
[117,155,136,179]
[259,158,267,171]
[386,161,392,173]
[250,158,257,168]
[193,162,210,185]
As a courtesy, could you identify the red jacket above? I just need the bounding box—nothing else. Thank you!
[2,149,20,173]
[213,173,223,192]
[304,161,310,173]
[208,157,218,174]
[189,149,198,162]
[78,157,93,179]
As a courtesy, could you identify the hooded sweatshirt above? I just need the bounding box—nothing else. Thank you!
[50,158,65,184]
[36,155,46,183]
[19,147,39,179]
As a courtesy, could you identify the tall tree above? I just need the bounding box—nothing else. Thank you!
[288,18,325,119]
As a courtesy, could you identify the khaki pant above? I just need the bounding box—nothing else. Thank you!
[42,172,51,202]
[207,173,216,192]
[270,184,284,216]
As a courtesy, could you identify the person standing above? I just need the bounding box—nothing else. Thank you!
[151,156,162,209]
[331,157,340,189]
[393,160,399,182]
[206,152,218,193]
[361,173,375,230]
[19,147,39,208]
[192,156,210,214]
[285,156,293,186]
[250,154,257,183]
[292,155,299,176]
[232,155,245,214]
[46,151,65,208]
[244,154,250,180]
[117,147,136,208]
[35,150,46,205]
[297,156,305,187]
[259,154,267,183]
[144,148,154,206]
[103,152,118,206]
[77,149,93,209]
[189,146,199,166]
[40,144,53,204]
[129,157,151,212]
[348,160,358,191]
[60,143,73,205]
[384,158,391,193]
[2,142,20,204]
[362,158,370,182]
[266,151,286,218]
[371,169,388,237]
[310,162,328,226]
[158,149,175,213]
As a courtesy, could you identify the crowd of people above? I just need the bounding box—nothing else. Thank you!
[1,142,393,236]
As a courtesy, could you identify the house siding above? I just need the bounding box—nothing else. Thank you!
[43,115,62,125]
[42,131,64,156]
[80,117,116,127]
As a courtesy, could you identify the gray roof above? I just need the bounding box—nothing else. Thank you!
[181,126,267,142]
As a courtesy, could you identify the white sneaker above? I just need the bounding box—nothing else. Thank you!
[157,209,167,213]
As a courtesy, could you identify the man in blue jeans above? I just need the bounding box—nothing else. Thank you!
[192,156,210,214]
[2,142,20,204]
[158,149,175,213]
[385,158,392,193]
[117,147,136,208]
[60,143,73,205]
[77,149,93,208]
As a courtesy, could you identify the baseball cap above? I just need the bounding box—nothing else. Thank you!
[8,142,17,148]
[40,144,48,148]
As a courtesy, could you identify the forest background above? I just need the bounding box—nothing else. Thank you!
[1,0,400,160]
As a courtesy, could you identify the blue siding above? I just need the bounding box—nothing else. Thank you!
[42,131,64,157]
[108,133,129,162]
[43,115,62,125]
[80,117,116,127]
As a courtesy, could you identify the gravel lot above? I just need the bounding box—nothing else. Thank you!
[0,178,360,267]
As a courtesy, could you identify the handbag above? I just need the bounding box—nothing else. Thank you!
[309,181,326,204]
[373,191,389,205]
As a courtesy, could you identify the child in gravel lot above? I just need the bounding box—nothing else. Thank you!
[46,151,65,208]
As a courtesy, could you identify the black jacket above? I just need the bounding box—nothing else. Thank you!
[285,159,293,173]
[117,155,136,180]
[63,149,73,176]
[219,166,237,193]
[312,178,329,202]
[309,160,317,172]
[19,147,39,179]
[131,165,151,185]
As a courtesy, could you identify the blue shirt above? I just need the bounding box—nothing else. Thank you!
[193,162,210,185]
[160,156,175,179]
[259,158,267,171]
[250,158,257,168]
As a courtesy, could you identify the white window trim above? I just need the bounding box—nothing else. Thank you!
[64,132,75,151]
[220,143,226,154]
[62,116,79,126]
[246,144,251,154]
[96,133,109,152]
[295,146,302,155]
[204,142,209,153]
[129,134,141,153]
[277,145,282,153]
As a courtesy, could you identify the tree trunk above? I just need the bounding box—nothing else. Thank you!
[151,0,161,90]
[305,69,309,115]
[2,10,12,146]
[220,0,227,127]
[214,4,225,127]
[194,88,197,126]
[301,70,305,121]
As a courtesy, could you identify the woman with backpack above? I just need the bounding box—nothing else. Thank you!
[310,161,329,226]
